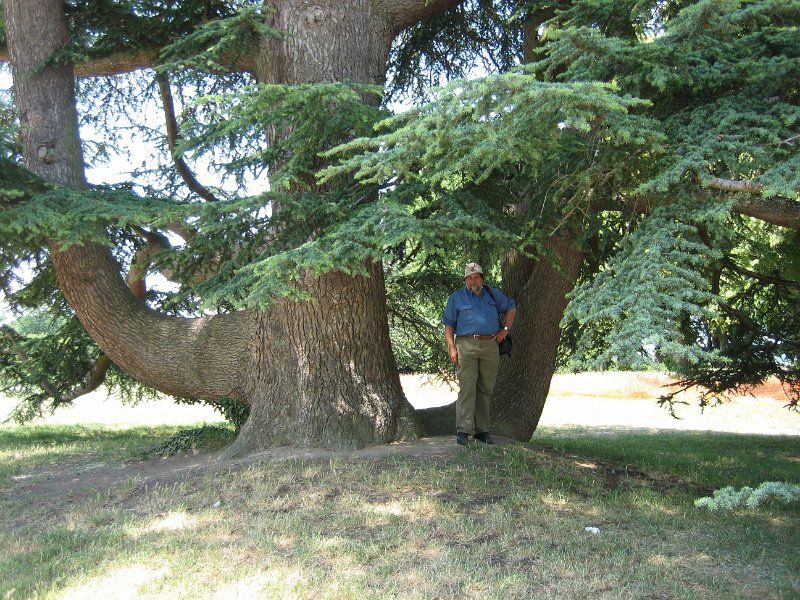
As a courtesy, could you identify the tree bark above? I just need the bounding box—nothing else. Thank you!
[227,262,418,456]
[491,228,583,440]
[5,0,462,454]
[4,0,85,190]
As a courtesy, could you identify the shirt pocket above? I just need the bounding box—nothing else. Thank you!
[455,301,478,330]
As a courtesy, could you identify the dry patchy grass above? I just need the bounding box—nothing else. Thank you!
[2,443,798,599]
[1,372,798,599]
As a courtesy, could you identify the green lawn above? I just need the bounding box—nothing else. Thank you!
[1,423,798,599]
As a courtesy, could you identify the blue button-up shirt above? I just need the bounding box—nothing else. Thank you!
[442,285,516,337]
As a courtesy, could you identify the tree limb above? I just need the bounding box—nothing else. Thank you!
[127,226,174,298]
[0,47,255,78]
[617,190,800,229]
[699,174,800,228]
[726,194,800,228]
[706,176,764,194]
[380,0,465,34]
[721,256,800,289]
[156,73,221,203]
[57,355,113,405]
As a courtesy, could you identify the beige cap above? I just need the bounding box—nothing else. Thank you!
[464,262,484,279]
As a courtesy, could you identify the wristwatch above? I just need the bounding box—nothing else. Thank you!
[502,326,509,331]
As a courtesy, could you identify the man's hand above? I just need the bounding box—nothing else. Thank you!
[494,329,509,343]
[448,346,458,364]
[444,325,458,364]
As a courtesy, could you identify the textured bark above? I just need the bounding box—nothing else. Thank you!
[4,0,85,190]
[228,262,418,456]
[49,244,251,400]
[6,0,461,454]
[724,193,800,229]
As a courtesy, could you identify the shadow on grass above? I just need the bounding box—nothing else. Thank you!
[1,444,798,599]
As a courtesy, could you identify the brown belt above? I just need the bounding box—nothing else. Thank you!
[467,335,495,339]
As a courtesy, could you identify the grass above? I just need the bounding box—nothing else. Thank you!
[1,425,798,599]
[531,426,800,490]
[0,423,234,487]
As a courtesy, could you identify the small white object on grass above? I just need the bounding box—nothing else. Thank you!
[584,526,601,535]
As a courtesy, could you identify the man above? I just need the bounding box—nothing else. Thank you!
[443,262,516,445]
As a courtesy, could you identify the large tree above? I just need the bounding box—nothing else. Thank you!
[1,0,466,455]
[331,0,800,434]
[1,0,797,454]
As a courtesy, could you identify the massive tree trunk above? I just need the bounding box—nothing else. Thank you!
[229,262,418,455]
[6,0,461,455]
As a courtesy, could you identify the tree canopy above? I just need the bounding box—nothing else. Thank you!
[332,0,800,405]
[0,0,797,440]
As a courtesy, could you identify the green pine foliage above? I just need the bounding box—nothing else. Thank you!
[156,4,285,75]
[331,0,800,400]
[0,0,797,415]
[563,197,732,371]
[322,72,659,188]
[542,0,800,400]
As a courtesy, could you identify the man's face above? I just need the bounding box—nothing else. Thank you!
[465,273,483,294]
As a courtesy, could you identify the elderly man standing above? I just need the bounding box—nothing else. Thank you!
[443,262,517,445]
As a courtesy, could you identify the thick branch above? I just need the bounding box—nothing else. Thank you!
[617,191,800,229]
[127,226,173,299]
[6,0,251,402]
[726,195,800,228]
[379,0,465,34]
[0,48,255,78]
[706,176,764,194]
[700,175,800,228]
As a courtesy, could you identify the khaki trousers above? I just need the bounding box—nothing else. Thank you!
[455,337,499,435]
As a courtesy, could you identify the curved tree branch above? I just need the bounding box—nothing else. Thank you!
[156,73,221,203]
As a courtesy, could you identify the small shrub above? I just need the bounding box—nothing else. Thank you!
[695,481,800,511]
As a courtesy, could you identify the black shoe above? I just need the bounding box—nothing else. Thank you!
[473,432,494,444]
[456,432,469,446]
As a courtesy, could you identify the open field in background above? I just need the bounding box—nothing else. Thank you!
[3,371,797,435]
[1,372,798,599]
